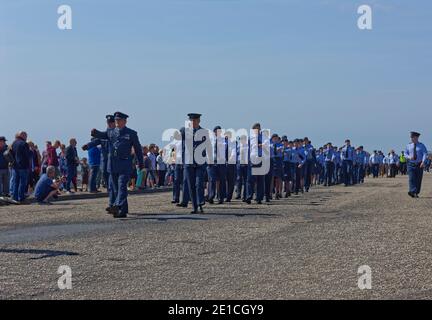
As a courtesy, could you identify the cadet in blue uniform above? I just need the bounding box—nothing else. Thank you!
[246,123,265,204]
[207,126,227,205]
[236,135,249,201]
[292,139,306,195]
[341,139,355,186]
[183,113,212,214]
[323,142,335,186]
[225,131,237,202]
[303,137,316,192]
[405,131,428,198]
[282,137,293,197]
[87,112,144,218]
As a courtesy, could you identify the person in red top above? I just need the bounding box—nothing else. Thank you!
[46,140,61,177]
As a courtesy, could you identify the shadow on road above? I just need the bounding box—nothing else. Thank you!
[0,248,79,260]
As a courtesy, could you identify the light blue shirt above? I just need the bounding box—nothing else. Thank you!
[323,148,335,162]
[369,154,380,165]
[341,145,355,161]
[405,142,428,164]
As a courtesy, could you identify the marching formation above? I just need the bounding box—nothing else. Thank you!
[0,112,430,218]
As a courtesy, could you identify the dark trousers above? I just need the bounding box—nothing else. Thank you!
[65,165,77,191]
[264,171,273,200]
[173,164,183,202]
[247,166,264,201]
[324,161,334,186]
[372,164,379,177]
[342,160,353,186]
[226,164,236,201]
[389,164,397,178]
[89,165,100,192]
[0,168,10,196]
[207,165,227,202]
[304,160,314,190]
[185,165,205,211]
[109,173,130,213]
[408,163,423,194]
[295,165,303,193]
[157,170,166,186]
[236,165,248,200]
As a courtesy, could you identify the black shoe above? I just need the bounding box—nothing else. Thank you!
[235,196,241,200]
[208,199,214,204]
[408,192,415,198]
[415,194,419,198]
[256,200,262,205]
[199,205,204,213]
[191,209,198,214]
[265,198,270,203]
[171,200,179,204]
[246,199,251,204]
[225,199,231,203]
[113,212,127,218]
[176,203,187,208]
[218,200,224,205]
[108,206,120,215]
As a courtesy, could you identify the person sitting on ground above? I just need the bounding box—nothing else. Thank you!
[34,165,61,205]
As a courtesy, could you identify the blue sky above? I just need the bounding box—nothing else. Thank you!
[1,0,431,155]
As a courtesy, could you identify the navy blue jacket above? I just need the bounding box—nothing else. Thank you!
[91,126,144,175]
[0,144,9,169]
[11,139,31,170]
[65,145,78,167]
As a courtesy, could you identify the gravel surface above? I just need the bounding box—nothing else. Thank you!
[0,174,431,300]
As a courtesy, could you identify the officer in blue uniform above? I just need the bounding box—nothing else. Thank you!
[83,114,116,211]
[405,131,428,198]
[183,113,212,214]
[87,112,144,218]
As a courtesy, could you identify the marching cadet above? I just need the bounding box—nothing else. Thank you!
[236,134,249,201]
[183,113,212,213]
[268,134,284,200]
[356,146,367,183]
[292,139,306,195]
[333,146,341,184]
[388,150,399,178]
[246,123,265,205]
[207,126,227,205]
[86,112,144,218]
[263,130,273,202]
[282,137,293,197]
[170,128,184,204]
[302,137,316,193]
[225,131,237,202]
[323,142,335,187]
[369,150,380,178]
[341,139,355,186]
[314,147,325,186]
[405,131,428,198]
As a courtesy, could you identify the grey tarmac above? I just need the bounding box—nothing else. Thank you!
[0,175,431,300]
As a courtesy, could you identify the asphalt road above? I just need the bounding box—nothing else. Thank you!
[1,174,431,300]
